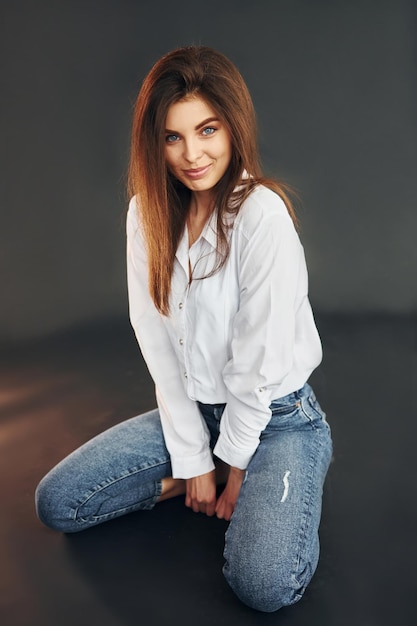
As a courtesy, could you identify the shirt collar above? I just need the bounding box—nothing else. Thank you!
[175,170,250,266]
[175,210,218,275]
[200,210,218,249]
[175,227,189,274]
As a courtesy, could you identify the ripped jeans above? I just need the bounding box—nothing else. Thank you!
[35,383,332,612]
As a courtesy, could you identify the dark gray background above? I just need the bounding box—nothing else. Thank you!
[1,0,416,342]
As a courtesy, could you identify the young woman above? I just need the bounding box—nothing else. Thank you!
[35,46,333,613]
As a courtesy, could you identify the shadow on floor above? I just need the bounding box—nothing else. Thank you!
[0,314,416,625]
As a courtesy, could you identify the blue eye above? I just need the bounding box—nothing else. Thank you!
[202,127,216,136]
[165,134,179,143]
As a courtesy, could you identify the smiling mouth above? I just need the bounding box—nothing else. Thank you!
[183,164,211,179]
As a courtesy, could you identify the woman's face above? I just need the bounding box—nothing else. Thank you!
[164,96,232,198]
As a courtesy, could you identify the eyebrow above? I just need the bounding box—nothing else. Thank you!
[165,117,220,134]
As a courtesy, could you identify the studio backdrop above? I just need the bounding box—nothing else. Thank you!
[1,0,416,343]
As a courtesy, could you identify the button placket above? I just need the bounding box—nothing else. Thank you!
[175,283,191,389]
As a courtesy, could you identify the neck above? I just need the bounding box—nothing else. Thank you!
[189,191,214,218]
[187,193,214,247]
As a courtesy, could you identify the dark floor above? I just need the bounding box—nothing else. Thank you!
[0,314,416,626]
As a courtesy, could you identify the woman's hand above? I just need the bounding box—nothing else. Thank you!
[215,467,245,521]
[185,470,217,516]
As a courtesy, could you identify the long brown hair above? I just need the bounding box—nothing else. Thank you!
[128,45,297,315]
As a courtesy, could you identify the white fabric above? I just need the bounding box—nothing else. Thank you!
[126,185,322,478]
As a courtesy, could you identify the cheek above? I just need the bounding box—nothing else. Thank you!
[221,140,233,166]
[221,135,233,160]
[164,150,177,170]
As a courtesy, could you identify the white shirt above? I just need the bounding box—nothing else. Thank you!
[126,185,322,479]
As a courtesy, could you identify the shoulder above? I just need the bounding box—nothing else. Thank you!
[126,195,144,234]
[234,184,296,241]
[127,195,139,225]
[126,195,147,252]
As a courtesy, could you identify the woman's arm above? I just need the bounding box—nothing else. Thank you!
[214,194,321,470]
[127,198,215,479]
[185,470,217,516]
[215,466,245,521]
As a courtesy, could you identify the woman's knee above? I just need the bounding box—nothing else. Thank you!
[35,471,81,533]
[223,558,307,613]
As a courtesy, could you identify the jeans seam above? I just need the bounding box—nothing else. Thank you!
[292,424,332,590]
[299,397,319,430]
[77,498,156,523]
[73,459,169,521]
[291,432,321,589]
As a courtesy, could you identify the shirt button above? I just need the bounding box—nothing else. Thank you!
[184,372,188,378]
[179,338,184,346]
[179,302,183,309]
[258,387,265,392]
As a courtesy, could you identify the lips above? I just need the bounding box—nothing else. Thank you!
[182,164,212,180]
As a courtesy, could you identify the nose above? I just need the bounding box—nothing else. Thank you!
[183,137,202,164]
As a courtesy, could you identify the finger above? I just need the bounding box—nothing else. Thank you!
[224,505,233,521]
[219,505,231,521]
[216,497,234,521]
[215,499,225,519]
[205,500,216,517]
[215,495,222,512]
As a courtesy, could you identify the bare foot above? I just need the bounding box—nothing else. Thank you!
[158,477,186,502]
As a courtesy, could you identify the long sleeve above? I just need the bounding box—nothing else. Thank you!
[126,198,215,479]
[213,195,322,469]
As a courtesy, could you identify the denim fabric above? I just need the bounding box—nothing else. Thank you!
[35,383,332,612]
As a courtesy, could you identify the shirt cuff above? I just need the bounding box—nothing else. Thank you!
[170,447,215,479]
[213,433,255,470]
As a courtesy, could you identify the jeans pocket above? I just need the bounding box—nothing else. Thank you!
[267,393,303,432]
[269,390,300,415]
[267,385,328,433]
[270,402,300,417]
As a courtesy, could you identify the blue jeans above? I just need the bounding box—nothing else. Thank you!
[35,383,332,612]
